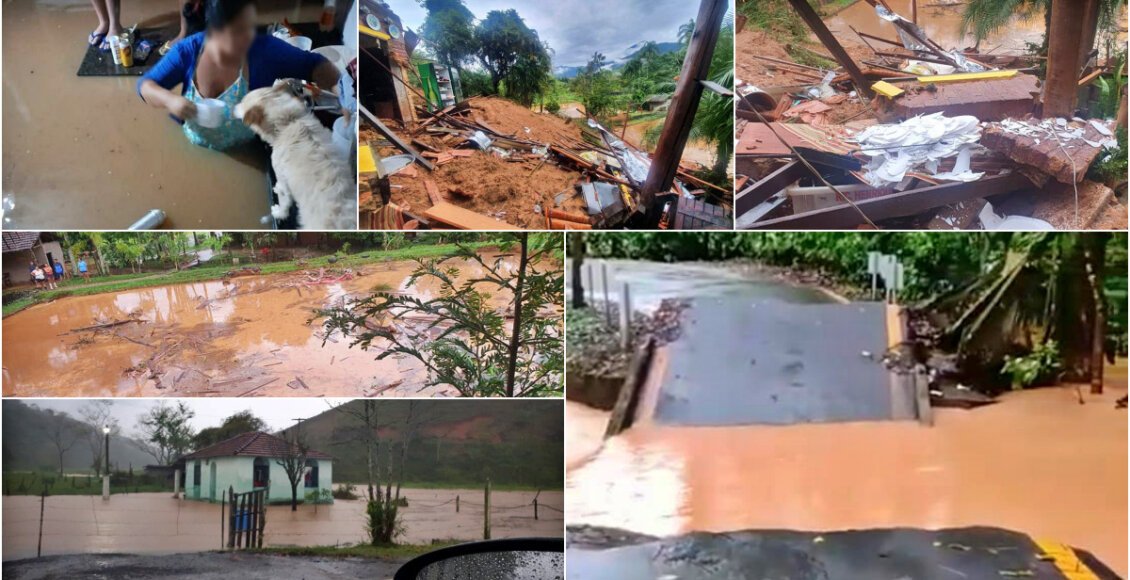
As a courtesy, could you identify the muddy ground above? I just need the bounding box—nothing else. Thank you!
[2,253,534,397]
[3,552,404,580]
[567,384,1129,577]
[2,489,564,561]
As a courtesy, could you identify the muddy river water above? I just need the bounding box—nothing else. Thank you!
[2,0,325,228]
[567,386,1129,576]
[3,254,531,397]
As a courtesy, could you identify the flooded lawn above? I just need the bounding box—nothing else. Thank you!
[1,0,322,229]
[567,386,1129,576]
[1,488,563,561]
[2,254,528,397]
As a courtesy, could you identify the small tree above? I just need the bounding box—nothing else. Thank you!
[319,233,563,397]
[43,412,81,477]
[276,425,309,512]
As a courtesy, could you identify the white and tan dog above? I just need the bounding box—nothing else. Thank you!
[235,79,356,230]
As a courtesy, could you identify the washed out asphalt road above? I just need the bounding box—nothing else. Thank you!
[3,552,406,580]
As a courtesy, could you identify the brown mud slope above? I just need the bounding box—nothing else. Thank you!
[363,98,591,229]
[568,385,1129,577]
[1,254,522,398]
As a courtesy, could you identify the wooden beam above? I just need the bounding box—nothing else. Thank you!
[639,0,728,209]
[787,0,874,99]
[735,161,810,217]
[745,173,1033,229]
[359,105,435,171]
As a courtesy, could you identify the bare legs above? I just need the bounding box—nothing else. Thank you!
[89,0,121,46]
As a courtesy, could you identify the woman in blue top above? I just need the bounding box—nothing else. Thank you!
[138,0,340,150]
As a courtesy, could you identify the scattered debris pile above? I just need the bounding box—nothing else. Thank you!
[735,1,1127,231]
[359,96,730,230]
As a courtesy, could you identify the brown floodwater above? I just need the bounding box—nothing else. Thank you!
[1,488,563,561]
[1,0,323,229]
[566,385,1129,576]
[826,0,1047,53]
[2,254,538,397]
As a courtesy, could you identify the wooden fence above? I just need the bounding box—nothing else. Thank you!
[225,486,267,549]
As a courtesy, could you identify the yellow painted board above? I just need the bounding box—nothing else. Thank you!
[359,145,377,174]
[360,25,390,40]
[872,81,904,99]
[1034,539,1101,580]
[916,70,1019,83]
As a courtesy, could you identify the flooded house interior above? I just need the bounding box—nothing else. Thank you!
[2,0,350,229]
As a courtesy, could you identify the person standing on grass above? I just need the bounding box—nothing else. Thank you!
[31,264,45,289]
[77,258,91,282]
[53,260,65,284]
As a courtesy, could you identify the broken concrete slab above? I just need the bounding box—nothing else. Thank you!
[875,74,1040,122]
[981,118,1115,184]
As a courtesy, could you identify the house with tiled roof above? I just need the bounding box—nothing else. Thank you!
[179,432,333,504]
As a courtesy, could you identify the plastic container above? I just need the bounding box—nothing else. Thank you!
[332,116,352,159]
[195,99,226,129]
[286,36,313,51]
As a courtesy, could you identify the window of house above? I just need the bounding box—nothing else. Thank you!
[193,461,201,486]
[304,461,319,488]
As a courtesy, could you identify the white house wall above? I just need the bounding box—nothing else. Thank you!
[184,456,333,504]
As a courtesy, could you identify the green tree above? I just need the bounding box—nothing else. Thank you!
[419,0,478,73]
[475,9,547,94]
[572,52,621,119]
[504,41,552,107]
[136,401,195,466]
[191,411,266,450]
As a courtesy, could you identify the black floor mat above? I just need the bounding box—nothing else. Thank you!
[76,27,166,77]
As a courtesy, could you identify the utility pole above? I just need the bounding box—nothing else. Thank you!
[639,0,728,210]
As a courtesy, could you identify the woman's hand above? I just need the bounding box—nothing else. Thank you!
[167,96,198,121]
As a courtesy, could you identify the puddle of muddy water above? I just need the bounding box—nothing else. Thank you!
[567,386,1129,576]
[2,0,323,228]
[2,254,532,397]
[566,259,833,314]
[826,0,1046,53]
[1,488,563,561]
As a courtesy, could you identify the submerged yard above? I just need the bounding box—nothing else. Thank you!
[2,247,526,397]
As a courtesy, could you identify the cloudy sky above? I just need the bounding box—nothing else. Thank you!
[390,0,700,67]
[27,399,356,437]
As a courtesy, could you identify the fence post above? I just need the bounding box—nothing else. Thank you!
[227,486,235,549]
[619,282,632,350]
[585,263,594,305]
[534,497,539,520]
[37,485,47,558]
[257,490,266,549]
[601,262,611,325]
[456,494,460,513]
[173,469,181,499]
[483,479,491,540]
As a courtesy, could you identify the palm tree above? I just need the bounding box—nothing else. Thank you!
[960,0,1123,53]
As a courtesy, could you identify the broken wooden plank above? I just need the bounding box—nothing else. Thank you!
[747,172,1033,229]
[359,104,435,171]
[423,202,522,230]
[735,161,810,217]
[423,179,446,205]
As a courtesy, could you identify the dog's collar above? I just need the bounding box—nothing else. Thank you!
[283,79,341,114]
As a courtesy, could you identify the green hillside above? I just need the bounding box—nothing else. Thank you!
[283,400,564,490]
[2,401,153,473]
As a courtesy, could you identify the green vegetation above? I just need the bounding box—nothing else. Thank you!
[577,232,1128,386]
[3,238,487,317]
[960,0,1125,55]
[1001,340,1062,388]
[3,471,167,496]
[250,540,460,560]
[737,0,807,43]
[320,233,563,398]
